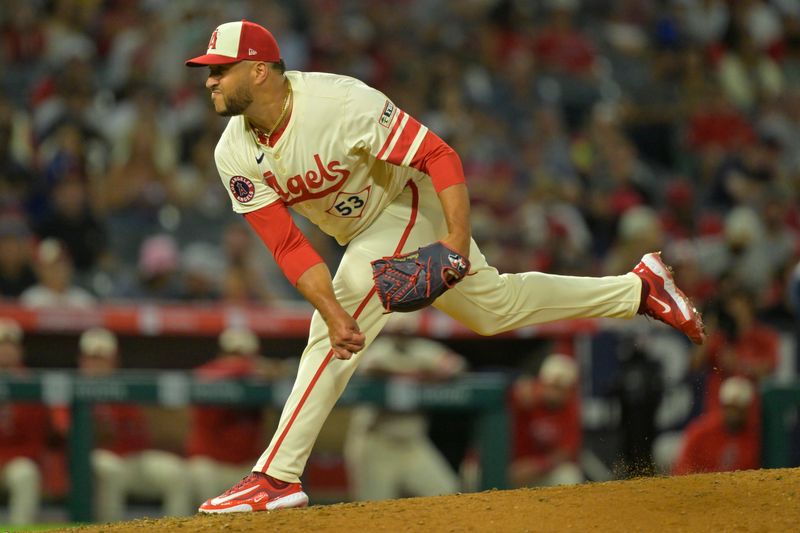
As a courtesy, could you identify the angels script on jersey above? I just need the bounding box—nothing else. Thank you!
[264,154,351,205]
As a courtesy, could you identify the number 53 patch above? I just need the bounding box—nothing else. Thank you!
[327,187,370,218]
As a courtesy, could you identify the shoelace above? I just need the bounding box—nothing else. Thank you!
[223,473,261,496]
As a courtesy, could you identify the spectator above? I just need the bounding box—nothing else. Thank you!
[738,0,784,52]
[52,328,191,521]
[685,84,755,158]
[35,122,91,215]
[219,220,284,302]
[760,190,799,284]
[0,216,36,298]
[673,376,760,475]
[19,238,95,308]
[0,96,34,210]
[619,46,686,169]
[41,0,97,66]
[661,241,718,308]
[186,327,292,505]
[692,287,779,412]
[220,262,273,305]
[573,106,656,257]
[171,130,234,245]
[115,234,182,300]
[179,242,224,301]
[694,207,775,295]
[706,132,784,211]
[32,63,105,176]
[533,0,597,78]
[717,28,783,112]
[758,88,800,170]
[101,116,175,264]
[509,353,583,487]
[0,318,48,525]
[682,0,730,48]
[344,314,466,501]
[603,206,664,276]
[533,0,600,127]
[659,180,701,241]
[782,19,800,86]
[34,176,107,277]
[0,1,46,71]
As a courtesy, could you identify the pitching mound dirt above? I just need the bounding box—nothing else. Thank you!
[62,468,800,532]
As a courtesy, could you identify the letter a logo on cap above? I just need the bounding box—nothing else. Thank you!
[186,20,281,67]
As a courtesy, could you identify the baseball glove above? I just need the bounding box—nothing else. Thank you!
[371,241,470,313]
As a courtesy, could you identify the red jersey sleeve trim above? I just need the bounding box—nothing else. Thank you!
[410,130,466,192]
[376,110,407,160]
[244,202,324,286]
[375,110,428,167]
[386,115,422,165]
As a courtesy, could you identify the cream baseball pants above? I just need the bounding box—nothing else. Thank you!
[93,449,192,521]
[254,178,641,482]
[0,457,40,524]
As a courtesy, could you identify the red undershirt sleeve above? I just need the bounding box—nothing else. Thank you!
[409,130,465,193]
[244,202,324,286]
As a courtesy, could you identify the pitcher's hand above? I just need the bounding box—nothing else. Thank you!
[326,310,365,360]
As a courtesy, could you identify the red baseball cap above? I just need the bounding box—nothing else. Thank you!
[186,20,281,67]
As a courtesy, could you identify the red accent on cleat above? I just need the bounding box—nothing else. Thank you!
[198,472,309,513]
[632,252,706,345]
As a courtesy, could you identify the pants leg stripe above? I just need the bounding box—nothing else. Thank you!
[260,180,419,475]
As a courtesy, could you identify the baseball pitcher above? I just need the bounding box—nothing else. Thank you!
[185,19,705,513]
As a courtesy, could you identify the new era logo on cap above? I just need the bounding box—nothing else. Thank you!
[185,20,281,67]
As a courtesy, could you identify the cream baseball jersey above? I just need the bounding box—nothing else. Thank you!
[215,71,430,244]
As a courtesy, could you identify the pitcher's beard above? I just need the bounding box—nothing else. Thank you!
[217,86,253,116]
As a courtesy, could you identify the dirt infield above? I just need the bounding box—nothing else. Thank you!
[62,468,799,532]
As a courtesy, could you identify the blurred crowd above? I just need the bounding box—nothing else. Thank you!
[0,0,799,321]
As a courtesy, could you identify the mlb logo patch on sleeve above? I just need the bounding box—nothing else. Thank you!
[378,100,395,128]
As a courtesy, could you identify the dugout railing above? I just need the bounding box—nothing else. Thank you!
[0,371,510,523]
[761,380,800,469]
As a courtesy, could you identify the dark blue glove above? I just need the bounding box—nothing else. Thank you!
[371,241,470,312]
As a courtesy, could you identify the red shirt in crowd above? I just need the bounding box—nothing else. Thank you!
[686,108,755,152]
[185,356,266,465]
[673,411,760,475]
[510,381,581,473]
[533,28,596,76]
[0,402,49,464]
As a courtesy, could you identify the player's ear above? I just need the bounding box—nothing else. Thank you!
[251,61,270,85]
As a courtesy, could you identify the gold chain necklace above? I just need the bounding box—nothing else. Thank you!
[256,81,292,144]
